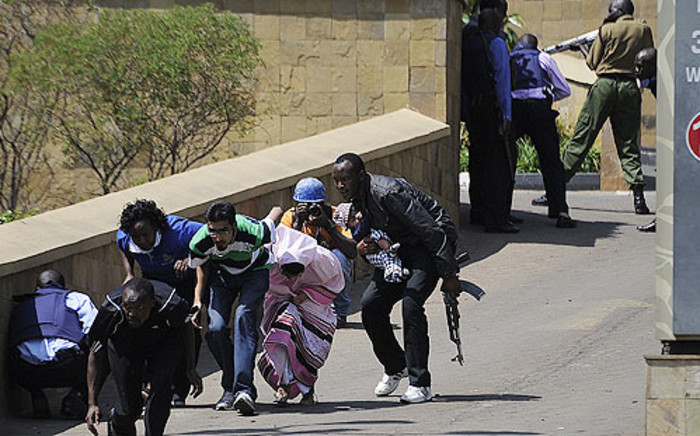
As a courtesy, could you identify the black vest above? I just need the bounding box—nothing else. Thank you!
[9,287,85,347]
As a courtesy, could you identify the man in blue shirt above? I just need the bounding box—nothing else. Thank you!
[461,8,518,233]
[117,199,203,407]
[8,269,97,419]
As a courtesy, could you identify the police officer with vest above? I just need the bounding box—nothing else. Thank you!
[510,34,576,228]
[8,269,98,419]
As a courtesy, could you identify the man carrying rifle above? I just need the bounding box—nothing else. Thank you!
[461,8,518,233]
[332,153,461,404]
[552,0,654,214]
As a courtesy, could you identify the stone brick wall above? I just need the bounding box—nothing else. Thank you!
[0,109,455,418]
[646,356,700,435]
[98,0,464,156]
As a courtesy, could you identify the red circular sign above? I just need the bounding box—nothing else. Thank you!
[687,112,700,162]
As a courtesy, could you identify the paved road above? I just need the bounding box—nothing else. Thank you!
[5,190,658,435]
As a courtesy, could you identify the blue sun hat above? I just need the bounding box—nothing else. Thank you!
[293,177,326,202]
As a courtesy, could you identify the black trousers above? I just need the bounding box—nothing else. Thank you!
[512,98,569,216]
[9,347,87,406]
[171,278,201,400]
[360,246,439,388]
[107,333,182,436]
[467,102,516,228]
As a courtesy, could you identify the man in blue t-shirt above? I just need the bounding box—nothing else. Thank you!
[117,199,203,407]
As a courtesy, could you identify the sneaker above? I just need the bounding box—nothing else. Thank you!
[374,368,408,396]
[233,391,255,416]
[336,315,347,329]
[214,390,235,411]
[531,194,549,207]
[400,385,433,404]
[171,393,186,408]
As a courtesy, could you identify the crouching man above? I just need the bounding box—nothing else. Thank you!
[85,278,202,436]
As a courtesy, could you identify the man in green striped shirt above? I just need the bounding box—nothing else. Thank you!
[189,201,282,415]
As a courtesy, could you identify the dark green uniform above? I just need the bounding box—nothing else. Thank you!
[561,15,654,187]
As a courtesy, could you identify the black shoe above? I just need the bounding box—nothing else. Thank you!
[556,214,577,229]
[531,194,548,207]
[30,390,51,419]
[637,218,656,232]
[485,223,520,234]
[632,185,651,215]
[336,315,347,329]
[60,389,88,419]
[507,214,524,224]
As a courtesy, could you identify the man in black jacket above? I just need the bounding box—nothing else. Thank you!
[332,153,461,404]
[85,278,202,436]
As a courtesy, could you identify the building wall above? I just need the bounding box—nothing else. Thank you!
[97,0,464,156]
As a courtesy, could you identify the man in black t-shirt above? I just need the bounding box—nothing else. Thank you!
[85,278,202,436]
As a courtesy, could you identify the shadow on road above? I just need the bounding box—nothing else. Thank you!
[174,419,414,435]
[457,203,626,265]
[444,431,543,435]
[434,393,541,402]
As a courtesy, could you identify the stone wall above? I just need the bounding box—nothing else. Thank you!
[646,356,700,435]
[97,0,464,156]
[0,109,455,418]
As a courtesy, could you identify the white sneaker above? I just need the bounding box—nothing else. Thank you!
[374,368,408,396]
[400,385,433,404]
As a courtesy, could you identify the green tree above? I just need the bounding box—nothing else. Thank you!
[0,0,91,212]
[12,4,262,194]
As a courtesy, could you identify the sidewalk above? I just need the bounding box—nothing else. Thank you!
[4,189,658,435]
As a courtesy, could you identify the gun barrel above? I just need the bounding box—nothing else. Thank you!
[544,30,598,54]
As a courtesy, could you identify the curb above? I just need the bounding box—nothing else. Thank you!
[459,172,600,191]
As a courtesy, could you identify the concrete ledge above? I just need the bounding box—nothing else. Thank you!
[0,109,449,278]
[515,173,601,191]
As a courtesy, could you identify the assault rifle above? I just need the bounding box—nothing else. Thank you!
[443,252,486,366]
[543,30,598,55]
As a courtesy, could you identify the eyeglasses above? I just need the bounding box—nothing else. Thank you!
[208,226,233,236]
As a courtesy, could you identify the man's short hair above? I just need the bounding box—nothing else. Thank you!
[335,153,366,174]
[516,33,538,49]
[36,269,65,289]
[609,0,634,16]
[205,201,237,226]
[122,277,155,300]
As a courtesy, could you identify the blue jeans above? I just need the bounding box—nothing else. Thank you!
[331,249,353,317]
[205,268,268,400]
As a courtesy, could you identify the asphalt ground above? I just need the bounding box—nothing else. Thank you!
[4,189,658,436]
